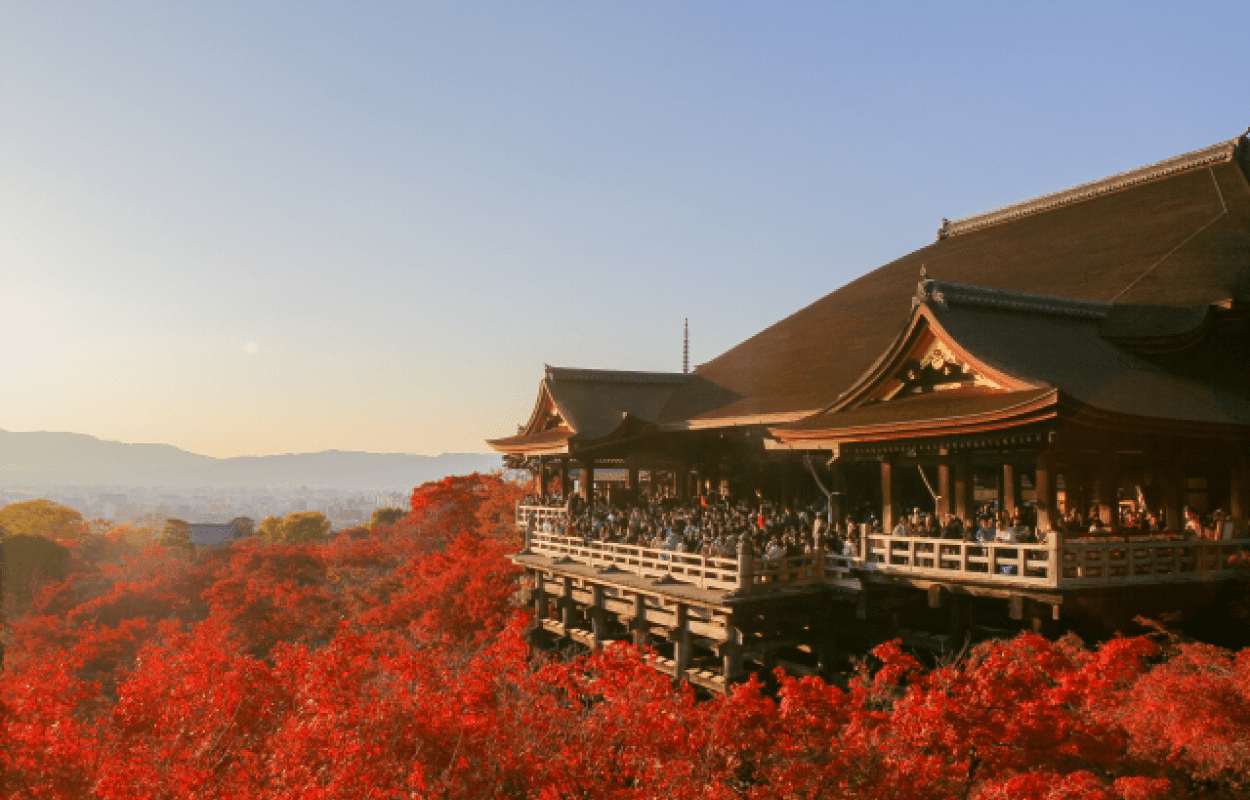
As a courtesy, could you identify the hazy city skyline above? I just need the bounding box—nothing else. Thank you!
[3,2,1246,458]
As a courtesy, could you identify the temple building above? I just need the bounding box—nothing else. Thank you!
[491,132,1250,691]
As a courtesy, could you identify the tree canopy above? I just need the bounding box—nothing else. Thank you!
[0,498,87,540]
[259,511,331,545]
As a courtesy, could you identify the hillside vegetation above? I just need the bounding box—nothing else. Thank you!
[2,474,1249,799]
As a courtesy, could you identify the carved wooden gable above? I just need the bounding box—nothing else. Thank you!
[837,309,1034,412]
[520,380,572,436]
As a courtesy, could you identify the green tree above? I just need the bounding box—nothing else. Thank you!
[259,512,330,545]
[158,518,192,554]
[258,515,283,543]
[369,507,407,528]
[0,498,87,540]
[229,516,256,539]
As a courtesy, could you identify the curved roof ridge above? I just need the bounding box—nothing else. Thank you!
[941,136,1244,239]
[916,278,1112,319]
[545,365,690,385]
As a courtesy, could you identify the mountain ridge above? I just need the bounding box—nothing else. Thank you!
[0,429,502,489]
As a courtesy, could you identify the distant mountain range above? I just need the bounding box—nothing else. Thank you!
[0,430,503,489]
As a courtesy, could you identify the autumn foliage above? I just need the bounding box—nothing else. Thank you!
[4,472,1250,798]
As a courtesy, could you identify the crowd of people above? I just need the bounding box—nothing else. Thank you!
[522,489,1242,569]
[526,493,836,562]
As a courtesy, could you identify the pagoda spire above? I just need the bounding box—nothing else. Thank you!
[683,318,689,374]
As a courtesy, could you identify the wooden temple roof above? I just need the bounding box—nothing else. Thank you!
[687,133,1250,424]
[492,132,1250,453]
[488,367,739,454]
[774,277,1250,445]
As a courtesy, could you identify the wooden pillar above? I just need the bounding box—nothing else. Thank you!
[1229,453,1250,524]
[881,457,898,532]
[721,623,743,683]
[537,455,548,498]
[559,457,570,498]
[948,593,970,645]
[1164,458,1184,532]
[937,458,951,517]
[1094,461,1118,527]
[632,593,649,646]
[672,603,691,679]
[829,459,846,522]
[1002,463,1017,516]
[953,458,972,521]
[590,585,606,649]
[581,458,595,508]
[561,576,575,635]
[1035,451,1055,533]
[627,465,639,492]
[533,572,546,620]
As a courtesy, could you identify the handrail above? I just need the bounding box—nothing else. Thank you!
[517,504,1250,594]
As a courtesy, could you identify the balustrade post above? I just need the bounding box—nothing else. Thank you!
[1049,533,1061,588]
[859,524,870,562]
[521,515,534,554]
[736,537,754,595]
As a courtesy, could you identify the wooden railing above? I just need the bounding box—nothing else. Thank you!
[1057,538,1247,587]
[517,505,1250,594]
[517,504,568,532]
[527,532,742,592]
[862,534,1058,588]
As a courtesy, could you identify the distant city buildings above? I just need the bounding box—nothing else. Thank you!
[0,483,409,533]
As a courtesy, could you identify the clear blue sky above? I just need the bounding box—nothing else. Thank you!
[2,1,1246,458]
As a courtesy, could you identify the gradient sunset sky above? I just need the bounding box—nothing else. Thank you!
[2,2,1246,458]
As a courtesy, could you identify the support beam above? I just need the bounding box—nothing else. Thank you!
[1094,463,1118,527]
[829,459,847,522]
[953,458,972,521]
[1230,454,1250,525]
[721,624,743,683]
[1164,459,1184,532]
[1008,594,1025,621]
[672,604,692,679]
[937,460,951,517]
[533,572,546,620]
[632,593,649,646]
[881,458,898,533]
[1035,451,1055,534]
[590,585,607,649]
[1002,463,1017,516]
[581,458,596,510]
[561,576,575,635]
[538,455,548,498]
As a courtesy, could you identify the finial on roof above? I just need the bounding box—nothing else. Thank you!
[920,264,928,280]
[683,318,689,374]
[936,218,951,241]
